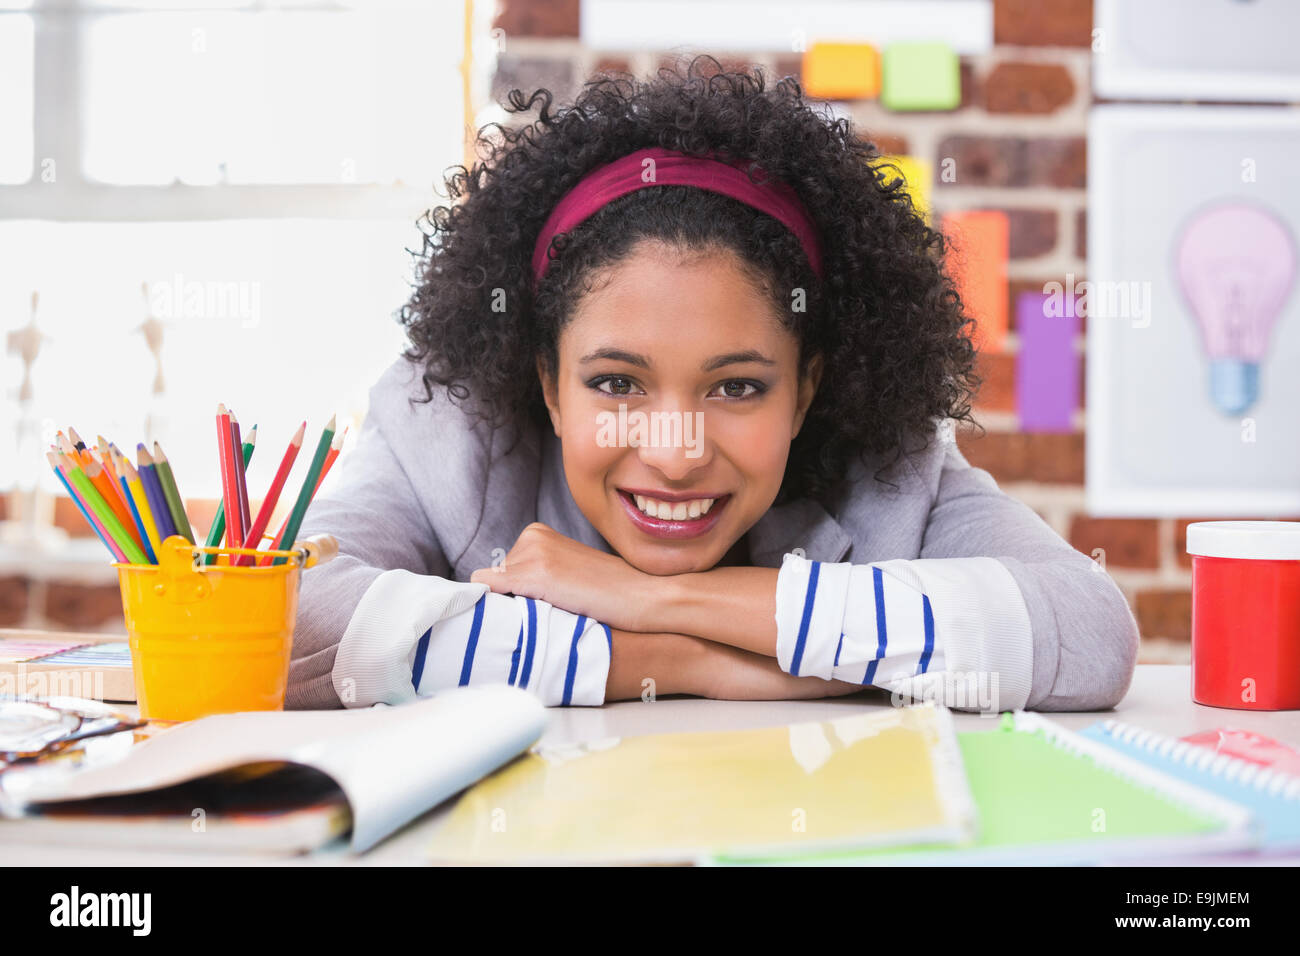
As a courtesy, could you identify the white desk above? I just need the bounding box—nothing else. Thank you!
[4,665,1299,866]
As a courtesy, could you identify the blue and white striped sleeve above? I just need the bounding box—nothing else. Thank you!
[330,568,611,709]
[773,552,1034,712]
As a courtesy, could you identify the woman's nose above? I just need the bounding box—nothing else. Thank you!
[632,407,712,478]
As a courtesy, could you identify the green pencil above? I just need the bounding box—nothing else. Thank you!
[67,462,149,564]
[272,414,335,566]
[204,425,256,565]
[151,441,195,544]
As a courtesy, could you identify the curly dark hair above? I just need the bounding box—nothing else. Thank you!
[399,57,980,506]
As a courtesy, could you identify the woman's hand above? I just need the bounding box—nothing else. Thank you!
[470,522,661,632]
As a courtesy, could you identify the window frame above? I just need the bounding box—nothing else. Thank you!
[0,0,472,221]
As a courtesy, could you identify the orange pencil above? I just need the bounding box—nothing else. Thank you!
[96,435,135,515]
[59,432,93,469]
[78,440,143,551]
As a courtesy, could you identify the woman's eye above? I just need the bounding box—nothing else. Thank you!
[713,380,764,400]
[590,375,640,396]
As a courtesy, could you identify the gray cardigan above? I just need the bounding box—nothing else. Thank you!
[288,356,1139,711]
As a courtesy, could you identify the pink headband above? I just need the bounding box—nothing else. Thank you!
[530,147,823,285]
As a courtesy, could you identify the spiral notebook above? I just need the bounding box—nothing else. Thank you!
[1079,719,1300,852]
[428,702,978,864]
[708,711,1256,866]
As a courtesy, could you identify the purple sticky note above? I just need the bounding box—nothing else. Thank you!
[1016,291,1078,432]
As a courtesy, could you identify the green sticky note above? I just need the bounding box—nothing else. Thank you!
[881,42,960,111]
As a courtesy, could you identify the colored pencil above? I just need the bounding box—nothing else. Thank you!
[116,448,163,563]
[322,425,347,477]
[152,440,195,544]
[261,422,343,565]
[261,425,346,565]
[56,432,80,463]
[228,412,252,541]
[203,425,256,565]
[48,451,124,562]
[96,435,136,517]
[66,460,149,564]
[215,404,243,559]
[85,459,141,550]
[114,456,158,564]
[61,432,96,472]
[271,415,335,566]
[236,422,303,566]
[136,444,177,542]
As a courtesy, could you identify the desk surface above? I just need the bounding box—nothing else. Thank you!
[4,665,1299,866]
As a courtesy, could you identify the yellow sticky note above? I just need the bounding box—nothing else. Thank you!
[802,42,881,100]
[874,155,932,221]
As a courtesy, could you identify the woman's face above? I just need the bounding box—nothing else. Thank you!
[539,240,821,576]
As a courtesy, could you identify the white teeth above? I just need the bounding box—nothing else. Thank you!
[629,493,719,520]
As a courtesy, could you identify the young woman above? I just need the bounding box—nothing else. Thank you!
[287,61,1139,713]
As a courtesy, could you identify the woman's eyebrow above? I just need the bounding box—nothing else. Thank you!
[701,349,777,371]
[577,347,777,371]
[579,347,650,368]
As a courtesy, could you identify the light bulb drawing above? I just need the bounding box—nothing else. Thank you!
[1175,201,1297,416]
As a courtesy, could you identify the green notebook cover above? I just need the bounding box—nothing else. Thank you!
[707,711,1256,866]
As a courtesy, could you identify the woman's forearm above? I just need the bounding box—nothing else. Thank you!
[604,626,863,702]
[649,566,783,657]
[604,628,701,700]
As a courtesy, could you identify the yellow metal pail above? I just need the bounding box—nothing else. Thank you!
[115,534,336,722]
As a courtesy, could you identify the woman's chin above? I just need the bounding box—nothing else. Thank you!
[613,542,725,577]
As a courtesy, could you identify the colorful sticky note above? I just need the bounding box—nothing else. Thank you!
[802,42,881,100]
[942,210,1009,354]
[1016,292,1079,432]
[881,42,961,112]
[873,155,932,221]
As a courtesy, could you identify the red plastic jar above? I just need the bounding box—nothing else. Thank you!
[1187,521,1300,711]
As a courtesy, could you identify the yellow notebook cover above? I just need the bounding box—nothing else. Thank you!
[429,702,977,864]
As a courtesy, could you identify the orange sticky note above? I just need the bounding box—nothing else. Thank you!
[942,210,1009,354]
[802,42,881,100]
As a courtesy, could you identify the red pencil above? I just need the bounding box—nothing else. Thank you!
[215,403,243,557]
[229,411,252,544]
[259,424,347,566]
[236,422,305,566]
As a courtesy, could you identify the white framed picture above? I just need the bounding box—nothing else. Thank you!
[1086,105,1300,516]
[1093,0,1300,102]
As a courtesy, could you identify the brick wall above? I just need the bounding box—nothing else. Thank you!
[489,0,1204,664]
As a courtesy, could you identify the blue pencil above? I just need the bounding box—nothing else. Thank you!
[117,472,157,563]
[136,444,177,541]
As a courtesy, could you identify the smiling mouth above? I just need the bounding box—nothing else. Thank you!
[616,489,731,540]
[626,491,720,521]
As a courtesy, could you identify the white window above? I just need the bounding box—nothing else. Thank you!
[1,0,473,501]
